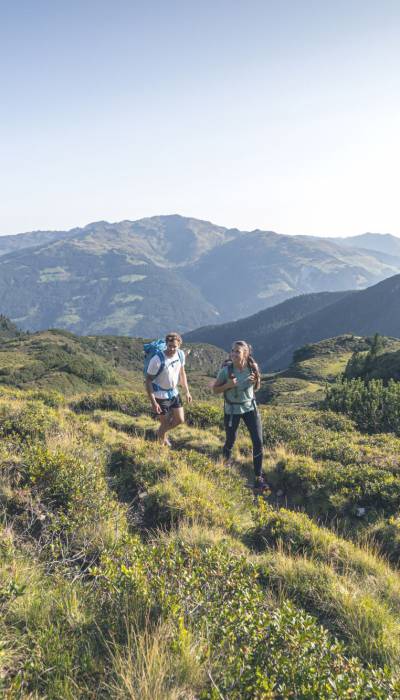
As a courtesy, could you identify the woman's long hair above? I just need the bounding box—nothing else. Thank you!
[231,340,261,391]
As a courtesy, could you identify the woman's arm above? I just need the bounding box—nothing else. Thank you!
[212,376,237,395]
[238,372,256,390]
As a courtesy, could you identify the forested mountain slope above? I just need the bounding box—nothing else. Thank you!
[184,290,351,352]
[187,273,400,370]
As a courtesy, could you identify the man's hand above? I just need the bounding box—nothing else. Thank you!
[152,399,162,414]
[186,391,193,404]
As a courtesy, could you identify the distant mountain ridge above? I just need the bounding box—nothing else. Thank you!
[185,273,400,371]
[0,215,400,336]
[330,232,400,258]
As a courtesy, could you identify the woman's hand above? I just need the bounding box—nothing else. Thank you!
[227,377,238,389]
[248,372,256,385]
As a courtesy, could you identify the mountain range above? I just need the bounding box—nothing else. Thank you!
[0,216,400,336]
[185,273,400,370]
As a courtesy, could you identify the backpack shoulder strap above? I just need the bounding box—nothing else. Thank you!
[177,349,184,366]
[226,361,234,379]
[152,350,165,378]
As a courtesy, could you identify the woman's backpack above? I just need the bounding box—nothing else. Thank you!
[221,359,256,426]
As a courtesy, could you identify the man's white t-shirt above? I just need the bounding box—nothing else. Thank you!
[147,350,185,399]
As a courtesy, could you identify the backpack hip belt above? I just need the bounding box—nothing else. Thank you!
[151,383,179,401]
[224,394,257,427]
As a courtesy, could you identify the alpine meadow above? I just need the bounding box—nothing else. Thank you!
[1,303,400,696]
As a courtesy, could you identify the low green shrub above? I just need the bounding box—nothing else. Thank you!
[71,390,150,416]
[265,453,326,509]
[326,377,400,435]
[365,516,400,566]
[1,558,102,698]
[258,551,400,670]
[262,408,360,463]
[143,461,250,533]
[26,389,66,407]
[0,401,58,441]
[185,402,223,429]
[266,451,400,519]
[249,502,400,613]
[19,444,120,550]
[262,406,400,472]
[93,537,398,699]
[108,439,172,502]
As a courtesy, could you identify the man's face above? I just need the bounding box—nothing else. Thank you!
[166,338,180,355]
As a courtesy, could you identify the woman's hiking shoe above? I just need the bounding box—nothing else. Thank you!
[223,457,234,467]
[254,476,267,493]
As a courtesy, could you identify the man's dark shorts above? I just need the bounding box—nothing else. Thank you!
[154,394,183,415]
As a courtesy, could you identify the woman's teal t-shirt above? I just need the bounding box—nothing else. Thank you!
[216,365,255,414]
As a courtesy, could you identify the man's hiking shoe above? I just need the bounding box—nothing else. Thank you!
[163,436,172,447]
[254,476,267,493]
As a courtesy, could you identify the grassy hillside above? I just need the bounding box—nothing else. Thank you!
[259,335,369,406]
[0,243,220,336]
[0,328,226,399]
[2,375,400,696]
[2,330,400,695]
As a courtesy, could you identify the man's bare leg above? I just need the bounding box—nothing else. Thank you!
[157,413,171,444]
[157,407,184,444]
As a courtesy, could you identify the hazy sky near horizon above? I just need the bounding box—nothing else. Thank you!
[1,0,400,237]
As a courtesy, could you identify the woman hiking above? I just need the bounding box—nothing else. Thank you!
[212,340,266,491]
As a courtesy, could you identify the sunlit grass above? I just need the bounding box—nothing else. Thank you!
[2,387,400,696]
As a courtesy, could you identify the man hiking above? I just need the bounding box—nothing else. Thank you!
[145,332,192,445]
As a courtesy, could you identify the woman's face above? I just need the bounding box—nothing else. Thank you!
[231,343,247,363]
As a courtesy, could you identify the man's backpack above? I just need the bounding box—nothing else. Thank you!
[144,339,184,399]
[144,339,167,379]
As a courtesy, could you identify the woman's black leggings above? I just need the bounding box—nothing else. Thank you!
[223,409,263,477]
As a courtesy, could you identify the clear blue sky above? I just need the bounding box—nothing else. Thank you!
[1,0,400,236]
